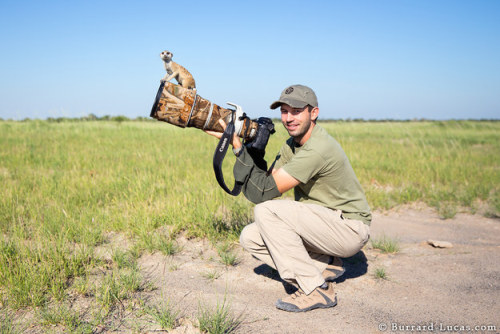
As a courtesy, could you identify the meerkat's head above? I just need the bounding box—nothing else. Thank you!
[160,50,173,61]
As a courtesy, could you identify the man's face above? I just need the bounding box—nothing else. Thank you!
[280,104,318,142]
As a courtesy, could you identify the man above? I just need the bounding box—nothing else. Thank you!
[208,84,371,312]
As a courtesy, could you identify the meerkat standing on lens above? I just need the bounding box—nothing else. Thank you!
[160,50,196,90]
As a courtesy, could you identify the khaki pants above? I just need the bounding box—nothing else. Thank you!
[240,200,370,295]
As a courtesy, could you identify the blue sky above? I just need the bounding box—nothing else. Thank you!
[1,0,499,120]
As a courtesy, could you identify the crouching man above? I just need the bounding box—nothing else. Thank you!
[207,84,371,312]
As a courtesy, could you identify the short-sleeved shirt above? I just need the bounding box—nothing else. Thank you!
[273,124,372,225]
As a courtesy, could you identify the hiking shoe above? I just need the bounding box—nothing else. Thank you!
[322,256,345,282]
[275,282,337,312]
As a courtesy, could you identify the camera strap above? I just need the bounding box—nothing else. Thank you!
[212,111,242,196]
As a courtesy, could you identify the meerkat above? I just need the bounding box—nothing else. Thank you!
[160,50,196,89]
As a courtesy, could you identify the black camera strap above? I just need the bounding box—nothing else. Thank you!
[212,111,242,196]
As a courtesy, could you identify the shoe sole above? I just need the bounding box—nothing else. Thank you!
[276,296,338,312]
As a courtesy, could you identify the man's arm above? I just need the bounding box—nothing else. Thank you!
[233,147,300,203]
[206,119,299,202]
[271,167,300,194]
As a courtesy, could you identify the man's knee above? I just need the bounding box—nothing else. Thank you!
[239,223,260,251]
[239,225,252,251]
[253,201,274,228]
[254,200,297,232]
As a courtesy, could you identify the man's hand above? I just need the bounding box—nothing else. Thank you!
[204,119,242,150]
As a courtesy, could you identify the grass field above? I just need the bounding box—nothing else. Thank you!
[0,119,499,331]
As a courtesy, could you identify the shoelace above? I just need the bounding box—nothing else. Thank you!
[290,290,305,300]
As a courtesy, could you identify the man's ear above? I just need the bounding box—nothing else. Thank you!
[311,107,319,121]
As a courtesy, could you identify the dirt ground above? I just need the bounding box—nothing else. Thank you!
[136,204,499,334]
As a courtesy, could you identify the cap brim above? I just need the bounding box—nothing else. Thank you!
[270,98,308,110]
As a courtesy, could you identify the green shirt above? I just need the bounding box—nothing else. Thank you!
[233,124,371,225]
[274,125,371,225]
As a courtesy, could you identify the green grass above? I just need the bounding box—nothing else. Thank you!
[217,242,239,266]
[0,235,94,308]
[197,296,243,334]
[374,267,388,280]
[0,310,21,334]
[73,276,91,296]
[112,249,138,270]
[371,235,400,253]
[95,271,126,310]
[202,269,222,281]
[135,229,181,255]
[0,119,499,330]
[38,304,83,331]
[327,121,500,216]
[94,269,142,311]
[144,299,180,330]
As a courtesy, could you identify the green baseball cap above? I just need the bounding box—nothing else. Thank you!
[270,84,318,109]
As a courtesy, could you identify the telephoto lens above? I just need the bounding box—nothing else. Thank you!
[151,81,259,140]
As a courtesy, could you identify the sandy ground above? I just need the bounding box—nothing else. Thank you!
[136,205,500,334]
